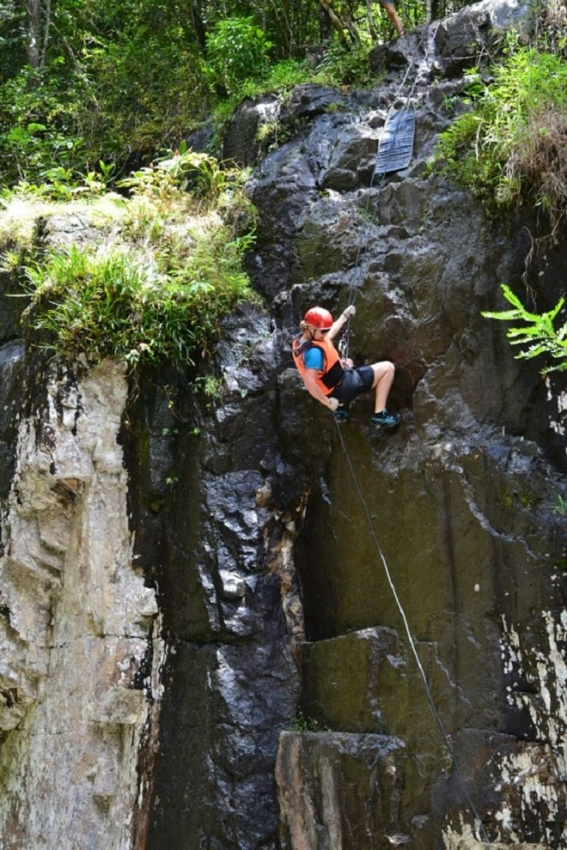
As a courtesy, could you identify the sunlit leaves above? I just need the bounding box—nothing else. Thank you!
[19,227,256,370]
[205,16,273,96]
[434,45,567,236]
[482,284,567,373]
[6,148,258,372]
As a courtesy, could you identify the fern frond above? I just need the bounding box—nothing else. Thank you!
[483,283,567,374]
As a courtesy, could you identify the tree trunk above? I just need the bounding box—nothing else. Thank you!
[26,0,50,68]
[365,0,378,41]
[317,0,360,46]
[26,0,41,67]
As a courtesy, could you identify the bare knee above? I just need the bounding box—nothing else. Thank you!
[371,360,395,385]
[379,360,395,376]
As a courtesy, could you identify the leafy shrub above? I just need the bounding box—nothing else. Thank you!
[313,40,375,87]
[79,31,211,164]
[238,58,313,99]
[205,17,273,97]
[0,66,87,185]
[20,234,256,370]
[8,149,259,371]
[532,0,567,58]
[117,146,239,208]
[435,46,567,236]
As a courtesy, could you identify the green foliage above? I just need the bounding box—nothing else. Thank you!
[434,45,567,233]
[19,234,255,370]
[0,1,213,184]
[0,0,473,187]
[205,17,273,97]
[288,709,327,732]
[257,58,312,91]
[79,17,211,161]
[5,149,259,372]
[482,284,567,373]
[238,58,313,100]
[195,374,226,403]
[113,148,256,258]
[312,40,376,87]
[117,146,236,207]
[0,66,87,185]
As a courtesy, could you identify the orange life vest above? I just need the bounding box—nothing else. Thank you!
[291,334,345,396]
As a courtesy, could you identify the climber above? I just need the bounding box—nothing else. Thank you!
[291,305,401,429]
[379,0,404,37]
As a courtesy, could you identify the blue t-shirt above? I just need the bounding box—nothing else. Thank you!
[303,346,324,370]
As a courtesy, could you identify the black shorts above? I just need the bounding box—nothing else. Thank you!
[329,366,374,404]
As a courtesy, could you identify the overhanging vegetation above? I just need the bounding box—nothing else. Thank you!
[1,150,259,371]
[434,2,567,243]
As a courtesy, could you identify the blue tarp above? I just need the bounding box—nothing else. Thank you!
[375,109,415,175]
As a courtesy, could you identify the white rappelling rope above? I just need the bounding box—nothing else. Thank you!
[333,422,493,848]
[333,17,493,848]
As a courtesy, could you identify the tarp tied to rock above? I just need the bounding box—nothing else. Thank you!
[375,109,415,175]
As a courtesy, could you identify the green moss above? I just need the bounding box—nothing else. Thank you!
[288,709,328,733]
[500,488,514,509]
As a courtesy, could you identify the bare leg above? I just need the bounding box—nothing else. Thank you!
[370,361,395,413]
[381,1,404,36]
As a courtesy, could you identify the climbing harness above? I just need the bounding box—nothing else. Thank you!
[331,20,494,849]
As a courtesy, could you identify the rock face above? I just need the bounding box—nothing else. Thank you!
[276,731,407,847]
[121,337,301,849]
[0,353,160,848]
[242,0,567,845]
[0,0,566,848]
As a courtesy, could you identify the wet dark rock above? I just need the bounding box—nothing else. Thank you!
[222,86,352,173]
[0,342,25,539]
[0,271,28,342]
[223,96,280,167]
[241,5,565,843]
[300,627,405,732]
[433,0,532,77]
[246,143,319,300]
[185,121,216,154]
[280,85,349,122]
[120,306,304,848]
[371,0,531,78]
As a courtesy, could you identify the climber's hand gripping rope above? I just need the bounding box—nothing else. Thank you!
[338,304,356,360]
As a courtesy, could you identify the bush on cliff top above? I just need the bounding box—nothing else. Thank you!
[5,149,259,370]
[435,40,567,241]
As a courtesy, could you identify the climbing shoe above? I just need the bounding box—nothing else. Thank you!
[370,410,400,430]
[334,406,350,422]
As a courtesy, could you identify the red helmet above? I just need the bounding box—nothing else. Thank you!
[304,307,333,329]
